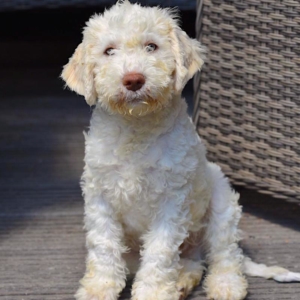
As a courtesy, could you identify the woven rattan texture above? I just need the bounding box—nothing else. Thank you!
[194,0,300,202]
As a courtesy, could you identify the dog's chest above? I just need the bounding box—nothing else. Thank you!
[99,142,174,209]
[90,146,173,234]
[84,109,202,233]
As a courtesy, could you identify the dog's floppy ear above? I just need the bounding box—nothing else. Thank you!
[170,27,205,92]
[61,43,97,106]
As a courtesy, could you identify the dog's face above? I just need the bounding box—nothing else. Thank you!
[61,0,204,116]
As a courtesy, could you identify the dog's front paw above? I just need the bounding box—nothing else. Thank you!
[76,286,119,300]
[131,280,180,300]
[75,277,124,300]
[204,272,248,300]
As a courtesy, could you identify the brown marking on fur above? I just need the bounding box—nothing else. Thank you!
[125,37,140,48]
[85,260,96,278]
[178,288,185,300]
[155,60,169,72]
[61,43,85,95]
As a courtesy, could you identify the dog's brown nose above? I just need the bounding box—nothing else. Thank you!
[122,73,145,91]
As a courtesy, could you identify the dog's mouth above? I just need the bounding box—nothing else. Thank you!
[106,86,172,116]
[125,95,145,104]
[108,92,161,116]
[120,89,152,104]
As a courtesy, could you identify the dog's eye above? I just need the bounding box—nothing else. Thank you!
[145,43,158,52]
[104,47,115,56]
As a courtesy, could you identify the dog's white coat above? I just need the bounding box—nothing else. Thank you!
[61,1,300,299]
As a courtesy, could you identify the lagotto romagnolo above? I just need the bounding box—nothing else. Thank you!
[61,1,300,300]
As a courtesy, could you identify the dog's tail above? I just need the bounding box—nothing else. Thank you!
[242,257,300,282]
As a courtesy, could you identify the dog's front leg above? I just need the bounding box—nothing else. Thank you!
[132,198,189,300]
[76,195,127,300]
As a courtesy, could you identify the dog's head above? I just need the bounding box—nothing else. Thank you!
[61,0,205,116]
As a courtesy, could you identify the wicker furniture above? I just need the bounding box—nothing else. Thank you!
[194,0,300,202]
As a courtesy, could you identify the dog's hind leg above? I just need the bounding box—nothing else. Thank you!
[176,232,206,299]
[176,258,205,300]
[203,163,248,300]
[243,257,300,282]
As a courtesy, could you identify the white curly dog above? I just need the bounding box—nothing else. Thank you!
[61,1,300,299]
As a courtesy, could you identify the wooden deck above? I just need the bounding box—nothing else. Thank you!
[1,67,300,300]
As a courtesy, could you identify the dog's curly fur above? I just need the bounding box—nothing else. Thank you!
[61,1,300,299]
